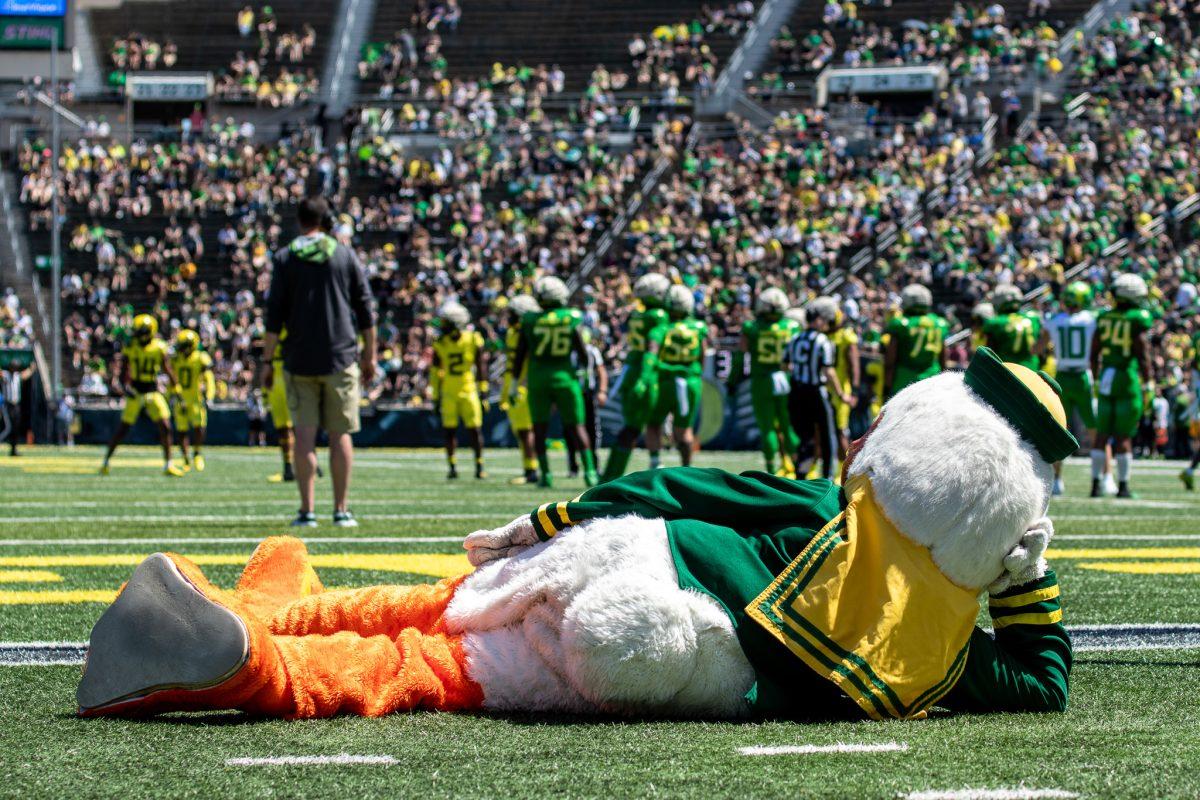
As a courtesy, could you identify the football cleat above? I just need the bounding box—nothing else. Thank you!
[333,510,358,528]
[99,463,110,476]
[164,465,186,478]
[539,472,554,489]
[1180,470,1195,491]
[584,469,599,488]
[194,455,206,473]
[1116,482,1137,499]
[475,464,486,480]
[1052,478,1065,496]
[1090,479,1102,498]
[447,465,459,480]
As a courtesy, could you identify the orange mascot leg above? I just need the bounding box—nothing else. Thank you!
[233,536,326,620]
[78,549,483,719]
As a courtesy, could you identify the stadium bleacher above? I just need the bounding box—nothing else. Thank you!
[0,0,1195,449]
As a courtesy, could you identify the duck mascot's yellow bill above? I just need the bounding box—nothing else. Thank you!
[77,347,1075,721]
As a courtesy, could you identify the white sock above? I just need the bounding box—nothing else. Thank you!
[1090,449,1105,479]
[1116,453,1132,483]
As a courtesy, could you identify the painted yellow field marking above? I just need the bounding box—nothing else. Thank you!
[0,583,420,606]
[0,589,117,605]
[0,456,163,474]
[0,570,62,583]
[1077,561,1200,575]
[1048,548,1200,560]
[0,553,470,577]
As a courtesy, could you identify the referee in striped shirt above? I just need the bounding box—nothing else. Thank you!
[785,298,852,480]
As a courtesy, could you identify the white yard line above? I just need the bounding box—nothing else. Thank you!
[1054,534,1200,540]
[905,789,1077,800]
[6,625,1200,667]
[0,499,525,509]
[225,754,397,767]
[0,536,464,546]
[0,513,499,525]
[739,742,908,756]
[2,534,1193,546]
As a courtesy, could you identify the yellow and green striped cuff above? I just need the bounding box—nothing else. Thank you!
[989,573,1063,629]
[530,501,577,540]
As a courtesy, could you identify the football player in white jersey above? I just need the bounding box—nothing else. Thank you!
[1045,281,1109,495]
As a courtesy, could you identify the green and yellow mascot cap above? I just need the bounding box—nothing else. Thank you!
[964,347,1078,464]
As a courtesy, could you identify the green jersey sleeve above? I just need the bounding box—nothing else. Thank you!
[939,571,1071,713]
[529,467,843,541]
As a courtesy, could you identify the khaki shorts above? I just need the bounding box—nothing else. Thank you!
[283,363,361,435]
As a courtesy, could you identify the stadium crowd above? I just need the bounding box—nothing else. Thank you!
[355,0,757,138]
[8,0,1200,473]
[105,7,320,105]
[0,289,33,349]
[754,2,1064,97]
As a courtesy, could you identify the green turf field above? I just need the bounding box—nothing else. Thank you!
[1,446,1198,798]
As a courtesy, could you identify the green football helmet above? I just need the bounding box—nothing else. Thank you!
[1062,281,1092,311]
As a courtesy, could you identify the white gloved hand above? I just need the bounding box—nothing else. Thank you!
[463,515,540,567]
[988,516,1054,595]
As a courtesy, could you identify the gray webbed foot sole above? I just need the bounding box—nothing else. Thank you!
[77,553,249,715]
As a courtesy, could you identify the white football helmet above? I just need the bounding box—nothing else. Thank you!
[438,302,471,330]
[664,284,696,317]
[807,296,840,324]
[991,284,1024,313]
[1111,272,1148,304]
[784,307,807,325]
[755,287,790,317]
[972,301,995,322]
[508,294,541,317]
[900,284,933,312]
[533,275,570,309]
[633,273,671,305]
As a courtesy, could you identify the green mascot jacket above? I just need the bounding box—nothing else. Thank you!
[529,467,1072,720]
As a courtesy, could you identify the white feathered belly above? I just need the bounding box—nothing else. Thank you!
[444,515,755,717]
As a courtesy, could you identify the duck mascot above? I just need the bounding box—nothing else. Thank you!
[77,348,1074,721]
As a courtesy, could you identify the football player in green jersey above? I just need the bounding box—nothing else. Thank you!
[883,285,950,399]
[982,284,1047,370]
[510,275,598,488]
[647,285,710,467]
[741,287,800,475]
[1090,273,1154,498]
[601,273,671,482]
